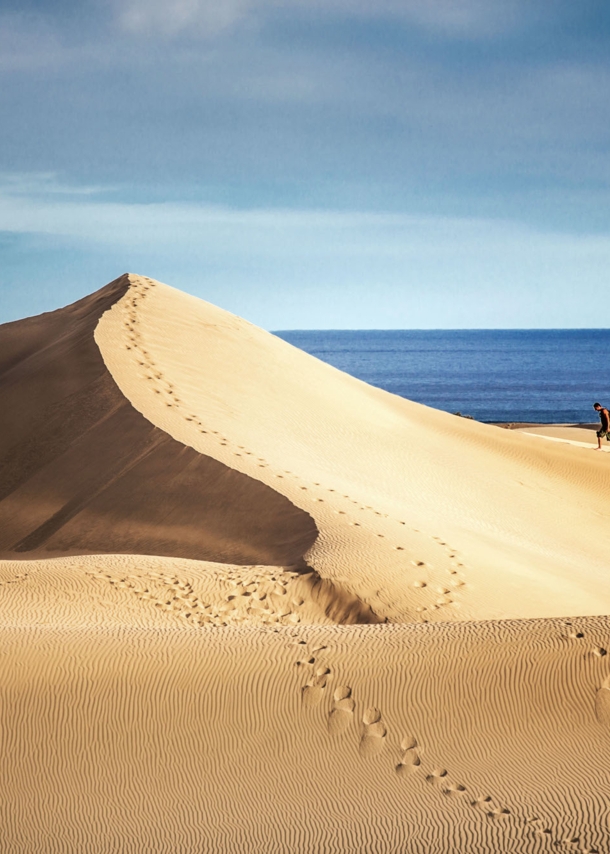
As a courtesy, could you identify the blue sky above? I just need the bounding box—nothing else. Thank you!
[1,0,609,328]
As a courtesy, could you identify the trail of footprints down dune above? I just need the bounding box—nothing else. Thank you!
[117,277,470,624]
[3,277,610,853]
[295,639,560,854]
[292,635,610,852]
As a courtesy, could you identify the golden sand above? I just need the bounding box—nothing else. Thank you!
[1,274,609,852]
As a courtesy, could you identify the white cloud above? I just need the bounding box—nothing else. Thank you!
[112,0,527,40]
[0,173,605,253]
[116,0,249,37]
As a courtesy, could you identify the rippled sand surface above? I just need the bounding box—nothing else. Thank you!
[1,274,609,852]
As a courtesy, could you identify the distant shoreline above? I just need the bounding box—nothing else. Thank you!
[489,422,598,429]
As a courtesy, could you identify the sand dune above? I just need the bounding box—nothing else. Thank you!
[1,273,609,853]
[0,277,316,566]
[95,274,610,622]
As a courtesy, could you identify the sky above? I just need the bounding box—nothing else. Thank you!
[0,0,609,329]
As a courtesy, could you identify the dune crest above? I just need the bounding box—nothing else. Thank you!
[0,275,317,568]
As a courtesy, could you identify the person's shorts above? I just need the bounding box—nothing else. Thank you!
[597,429,610,440]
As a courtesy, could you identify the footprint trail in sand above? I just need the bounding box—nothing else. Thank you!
[1,274,610,853]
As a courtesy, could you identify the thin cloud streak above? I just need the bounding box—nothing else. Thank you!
[1,175,607,250]
[114,0,531,40]
[0,178,608,330]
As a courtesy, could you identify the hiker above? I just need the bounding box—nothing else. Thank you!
[594,402,610,450]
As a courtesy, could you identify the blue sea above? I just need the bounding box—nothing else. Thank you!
[274,330,610,424]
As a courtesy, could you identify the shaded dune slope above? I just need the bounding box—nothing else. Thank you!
[0,276,317,565]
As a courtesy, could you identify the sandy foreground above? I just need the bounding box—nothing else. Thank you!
[1,274,609,853]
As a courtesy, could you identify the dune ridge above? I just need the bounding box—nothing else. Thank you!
[0,275,317,568]
[1,273,610,853]
[95,274,610,623]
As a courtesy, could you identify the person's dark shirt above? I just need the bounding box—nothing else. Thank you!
[600,408,610,432]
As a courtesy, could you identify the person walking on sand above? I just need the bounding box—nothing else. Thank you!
[594,402,610,450]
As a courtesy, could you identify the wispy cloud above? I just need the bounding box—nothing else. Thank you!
[112,0,529,40]
[1,3,608,328]
[0,172,116,197]
[1,173,609,328]
[115,0,248,38]
[1,172,608,259]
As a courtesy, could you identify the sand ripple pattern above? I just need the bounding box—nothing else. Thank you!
[1,616,609,852]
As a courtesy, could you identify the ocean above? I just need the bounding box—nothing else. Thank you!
[274,329,610,423]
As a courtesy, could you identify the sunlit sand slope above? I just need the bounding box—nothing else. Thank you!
[96,274,610,622]
[0,276,316,566]
[1,617,609,853]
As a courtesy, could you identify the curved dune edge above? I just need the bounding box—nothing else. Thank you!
[0,274,318,569]
[1,616,609,852]
[95,274,610,622]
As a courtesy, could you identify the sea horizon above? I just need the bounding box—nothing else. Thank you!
[275,328,610,424]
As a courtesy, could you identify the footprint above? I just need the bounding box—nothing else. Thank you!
[302,666,331,708]
[595,687,610,727]
[427,768,448,786]
[359,708,387,757]
[568,630,585,640]
[535,828,553,838]
[444,783,467,797]
[396,738,421,777]
[488,806,511,817]
[328,686,355,735]
[472,795,494,812]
